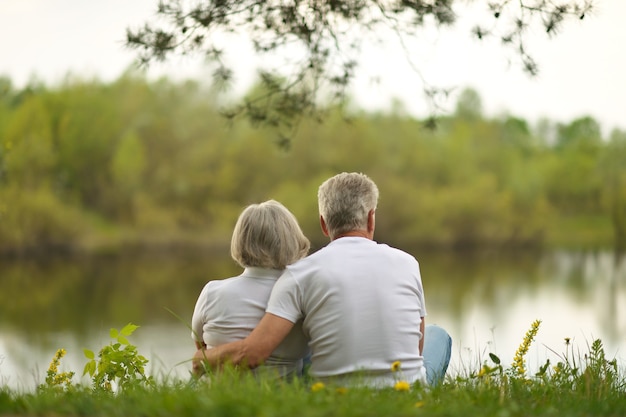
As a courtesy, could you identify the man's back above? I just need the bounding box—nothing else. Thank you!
[267,237,427,386]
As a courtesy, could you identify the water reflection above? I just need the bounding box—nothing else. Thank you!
[0,249,624,390]
[423,249,625,375]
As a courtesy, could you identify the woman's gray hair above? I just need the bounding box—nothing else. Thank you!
[231,200,310,269]
[317,172,379,238]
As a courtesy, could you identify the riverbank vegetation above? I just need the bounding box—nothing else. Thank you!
[1,321,624,416]
[1,74,625,255]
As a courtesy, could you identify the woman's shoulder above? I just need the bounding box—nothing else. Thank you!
[201,275,240,294]
[209,273,277,294]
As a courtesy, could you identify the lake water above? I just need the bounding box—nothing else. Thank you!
[1,248,624,390]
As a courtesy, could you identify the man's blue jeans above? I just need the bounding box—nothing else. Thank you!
[423,324,452,386]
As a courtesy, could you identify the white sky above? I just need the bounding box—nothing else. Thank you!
[0,0,624,134]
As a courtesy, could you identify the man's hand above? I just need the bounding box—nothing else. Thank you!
[192,347,210,376]
[190,341,244,377]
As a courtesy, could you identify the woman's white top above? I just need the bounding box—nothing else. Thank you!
[191,267,309,378]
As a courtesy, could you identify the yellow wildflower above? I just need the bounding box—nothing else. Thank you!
[552,362,564,377]
[477,365,489,378]
[511,319,541,378]
[311,382,325,392]
[394,380,411,391]
[48,349,63,371]
[44,348,74,389]
[415,401,425,408]
[391,361,401,372]
[46,349,63,381]
[336,387,348,395]
[53,373,73,386]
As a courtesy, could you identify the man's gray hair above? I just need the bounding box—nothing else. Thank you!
[318,172,379,238]
[231,200,310,269]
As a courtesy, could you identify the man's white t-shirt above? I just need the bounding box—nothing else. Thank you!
[267,237,427,386]
[191,267,309,378]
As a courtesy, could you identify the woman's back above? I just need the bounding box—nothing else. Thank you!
[192,267,309,378]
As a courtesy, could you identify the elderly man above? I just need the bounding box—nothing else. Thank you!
[193,172,450,386]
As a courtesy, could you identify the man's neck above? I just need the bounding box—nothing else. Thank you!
[331,230,372,241]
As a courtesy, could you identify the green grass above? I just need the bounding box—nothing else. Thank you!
[2,368,626,417]
[1,322,625,417]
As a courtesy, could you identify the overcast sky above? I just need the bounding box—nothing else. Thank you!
[0,0,624,134]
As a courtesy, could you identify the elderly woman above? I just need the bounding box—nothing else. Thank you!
[191,200,310,378]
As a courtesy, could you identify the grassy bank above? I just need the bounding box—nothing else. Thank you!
[1,322,625,417]
[2,375,625,417]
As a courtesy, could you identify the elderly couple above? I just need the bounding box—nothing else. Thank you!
[191,172,451,387]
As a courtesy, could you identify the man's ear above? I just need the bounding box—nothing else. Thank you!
[320,215,330,237]
[367,209,376,233]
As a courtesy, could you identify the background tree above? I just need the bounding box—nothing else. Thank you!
[599,129,626,251]
[126,0,593,142]
[0,76,616,253]
[545,116,603,213]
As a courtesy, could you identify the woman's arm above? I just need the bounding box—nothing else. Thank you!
[191,284,211,350]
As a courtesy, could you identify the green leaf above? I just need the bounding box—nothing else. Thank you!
[83,360,96,377]
[120,323,139,336]
[83,348,95,360]
[536,359,550,376]
[110,328,119,339]
[82,362,90,376]
[489,353,501,365]
[118,336,130,345]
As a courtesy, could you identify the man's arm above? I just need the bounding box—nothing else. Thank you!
[419,318,425,355]
[192,313,295,375]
